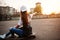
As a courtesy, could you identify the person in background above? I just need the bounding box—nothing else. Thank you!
[0,5,36,39]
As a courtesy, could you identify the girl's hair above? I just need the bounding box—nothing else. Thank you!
[21,11,28,27]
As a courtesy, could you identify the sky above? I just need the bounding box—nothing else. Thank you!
[0,0,60,15]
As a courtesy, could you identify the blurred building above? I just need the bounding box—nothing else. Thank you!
[31,2,43,19]
[0,6,17,21]
[36,2,41,6]
[56,13,60,18]
[30,8,34,14]
[48,12,60,18]
[0,6,17,15]
[34,2,42,15]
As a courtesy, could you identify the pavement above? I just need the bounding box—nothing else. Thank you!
[0,18,60,40]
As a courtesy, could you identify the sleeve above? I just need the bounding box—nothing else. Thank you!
[15,18,22,28]
[18,18,22,25]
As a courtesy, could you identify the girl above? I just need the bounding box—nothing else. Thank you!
[0,6,36,39]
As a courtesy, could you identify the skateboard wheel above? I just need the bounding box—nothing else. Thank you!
[29,35,36,39]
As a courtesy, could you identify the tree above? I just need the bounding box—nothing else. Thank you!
[34,2,42,14]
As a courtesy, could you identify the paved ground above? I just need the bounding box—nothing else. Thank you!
[0,18,60,40]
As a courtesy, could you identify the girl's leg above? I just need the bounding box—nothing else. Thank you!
[5,32,11,37]
[10,28,24,37]
[0,31,11,38]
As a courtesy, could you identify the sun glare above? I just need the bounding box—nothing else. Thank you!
[41,0,60,15]
[3,0,60,15]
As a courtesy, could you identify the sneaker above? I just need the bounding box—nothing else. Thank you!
[0,34,6,39]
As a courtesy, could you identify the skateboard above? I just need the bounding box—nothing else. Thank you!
[0,33,36,40]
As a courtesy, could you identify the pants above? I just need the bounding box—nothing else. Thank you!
[6,25,32,37]
[10,28,24,37]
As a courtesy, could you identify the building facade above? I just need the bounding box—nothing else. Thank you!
[34,2,42,15]
[0,6,17,20]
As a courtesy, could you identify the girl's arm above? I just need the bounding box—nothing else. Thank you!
[15,18,22,28]
[29,12,37,18]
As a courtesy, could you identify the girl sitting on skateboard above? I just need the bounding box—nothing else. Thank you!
[0,5,36,39]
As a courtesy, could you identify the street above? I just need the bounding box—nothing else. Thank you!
[0,18,60,40]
